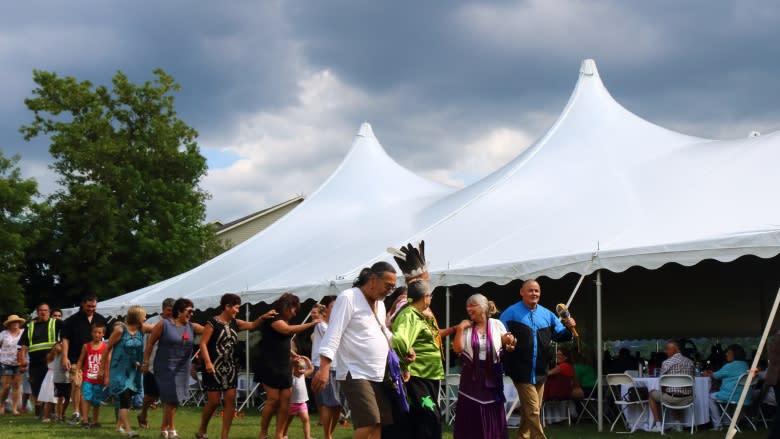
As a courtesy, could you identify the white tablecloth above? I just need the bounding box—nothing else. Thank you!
[620,376,711,431]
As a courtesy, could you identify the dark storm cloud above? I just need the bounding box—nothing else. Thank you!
[1,0,779,220]
[285,0,780,136]
[0,1,300,160]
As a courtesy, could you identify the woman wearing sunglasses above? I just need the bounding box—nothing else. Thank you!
[143,298,204,439]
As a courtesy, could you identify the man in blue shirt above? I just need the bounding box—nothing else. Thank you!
[500,279,576,439]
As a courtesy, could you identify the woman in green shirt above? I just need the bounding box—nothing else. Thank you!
[572,352,597,399]
[392,280,444,439]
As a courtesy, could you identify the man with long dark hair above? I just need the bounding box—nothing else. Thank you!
[312,261,398,439]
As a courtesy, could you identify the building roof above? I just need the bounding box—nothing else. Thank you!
[213,195,305,235]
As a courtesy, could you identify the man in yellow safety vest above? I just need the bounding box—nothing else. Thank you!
[18,303,64,417]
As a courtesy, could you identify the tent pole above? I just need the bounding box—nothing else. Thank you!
[596,270,604,432]
[725,285,780,439]
[445,286,451,374]
[246,302,251,406]
[445,286,452,424]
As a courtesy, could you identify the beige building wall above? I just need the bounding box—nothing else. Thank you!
[215,196,303,248]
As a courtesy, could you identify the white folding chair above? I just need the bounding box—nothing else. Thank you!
[755,383,775,429]
[504,375,521,423]
[442,374,460,425]
[184,372,206,406]
[576,377,613,425]
[606,373,649,433]
[542,398,572,426]
[236,372,254,408]
[716,372,757,432]
[750,379,775,429]
[658,374,695,434]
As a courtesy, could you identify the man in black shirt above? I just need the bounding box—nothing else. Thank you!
[61,295,107,424]
[18,303,63,417]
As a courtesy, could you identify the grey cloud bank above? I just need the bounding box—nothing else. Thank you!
[0,0,778,221]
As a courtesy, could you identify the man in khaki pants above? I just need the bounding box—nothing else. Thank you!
[500,280,576,439]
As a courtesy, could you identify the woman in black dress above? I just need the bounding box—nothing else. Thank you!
[256,293,320,439]
[196,293,276,439]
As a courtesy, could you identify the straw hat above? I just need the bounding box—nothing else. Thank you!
[3,314,26,328]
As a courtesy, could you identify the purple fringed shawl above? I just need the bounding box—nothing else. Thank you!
[459,321,505,403]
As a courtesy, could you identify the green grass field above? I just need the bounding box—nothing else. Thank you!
[0,406,769,439]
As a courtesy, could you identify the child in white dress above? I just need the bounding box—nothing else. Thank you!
[37,344,59,422]
[283,356,314,439]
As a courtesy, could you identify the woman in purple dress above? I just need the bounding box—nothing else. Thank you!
[453,294,516,439]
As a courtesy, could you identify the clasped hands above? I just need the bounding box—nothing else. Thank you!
[458,319,516,351]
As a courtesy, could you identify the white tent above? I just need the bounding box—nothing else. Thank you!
[353,59,780,288]
[97,123,454,316]
[98,59,780,316]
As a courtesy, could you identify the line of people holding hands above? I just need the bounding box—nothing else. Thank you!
[308,241,577,439]
[1,241,579,439]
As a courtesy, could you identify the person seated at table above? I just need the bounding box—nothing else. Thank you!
[753,359,776,407]
[703,344,750,431]
[609,348,640,374]
[544,349,575,401]
[647,340,695,432]
[572,351,596,400]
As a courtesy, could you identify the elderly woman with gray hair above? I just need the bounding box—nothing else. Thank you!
[453,294,516,439]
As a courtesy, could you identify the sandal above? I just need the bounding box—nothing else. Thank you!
[137,414,149,429]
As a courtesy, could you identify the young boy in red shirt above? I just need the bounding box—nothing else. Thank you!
[75,323,107,428]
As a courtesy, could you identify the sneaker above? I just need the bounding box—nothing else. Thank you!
[69,413,81,425]
[81,422,91,429]
[117,426,126,434]
[649,423,663,433]
[672,424,683,432]
[710,425,723,432]
[127,430,140,438]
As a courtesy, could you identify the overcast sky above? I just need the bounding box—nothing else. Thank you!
[2,1,779,222]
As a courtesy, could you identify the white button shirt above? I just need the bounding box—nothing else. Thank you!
[318,287,391,382]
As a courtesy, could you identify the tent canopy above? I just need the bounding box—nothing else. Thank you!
[355,59,780,288]
[97,123,454,315]
[96,59,780,318]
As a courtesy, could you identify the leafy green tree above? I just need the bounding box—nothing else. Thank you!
[21,69,225,305]
[0,149,38,316]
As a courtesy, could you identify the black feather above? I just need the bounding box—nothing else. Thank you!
[388,241,426,277]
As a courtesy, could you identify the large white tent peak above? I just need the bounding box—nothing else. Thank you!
[97,122,454,315]
[95,59,780,316]
[358,59,779,288]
